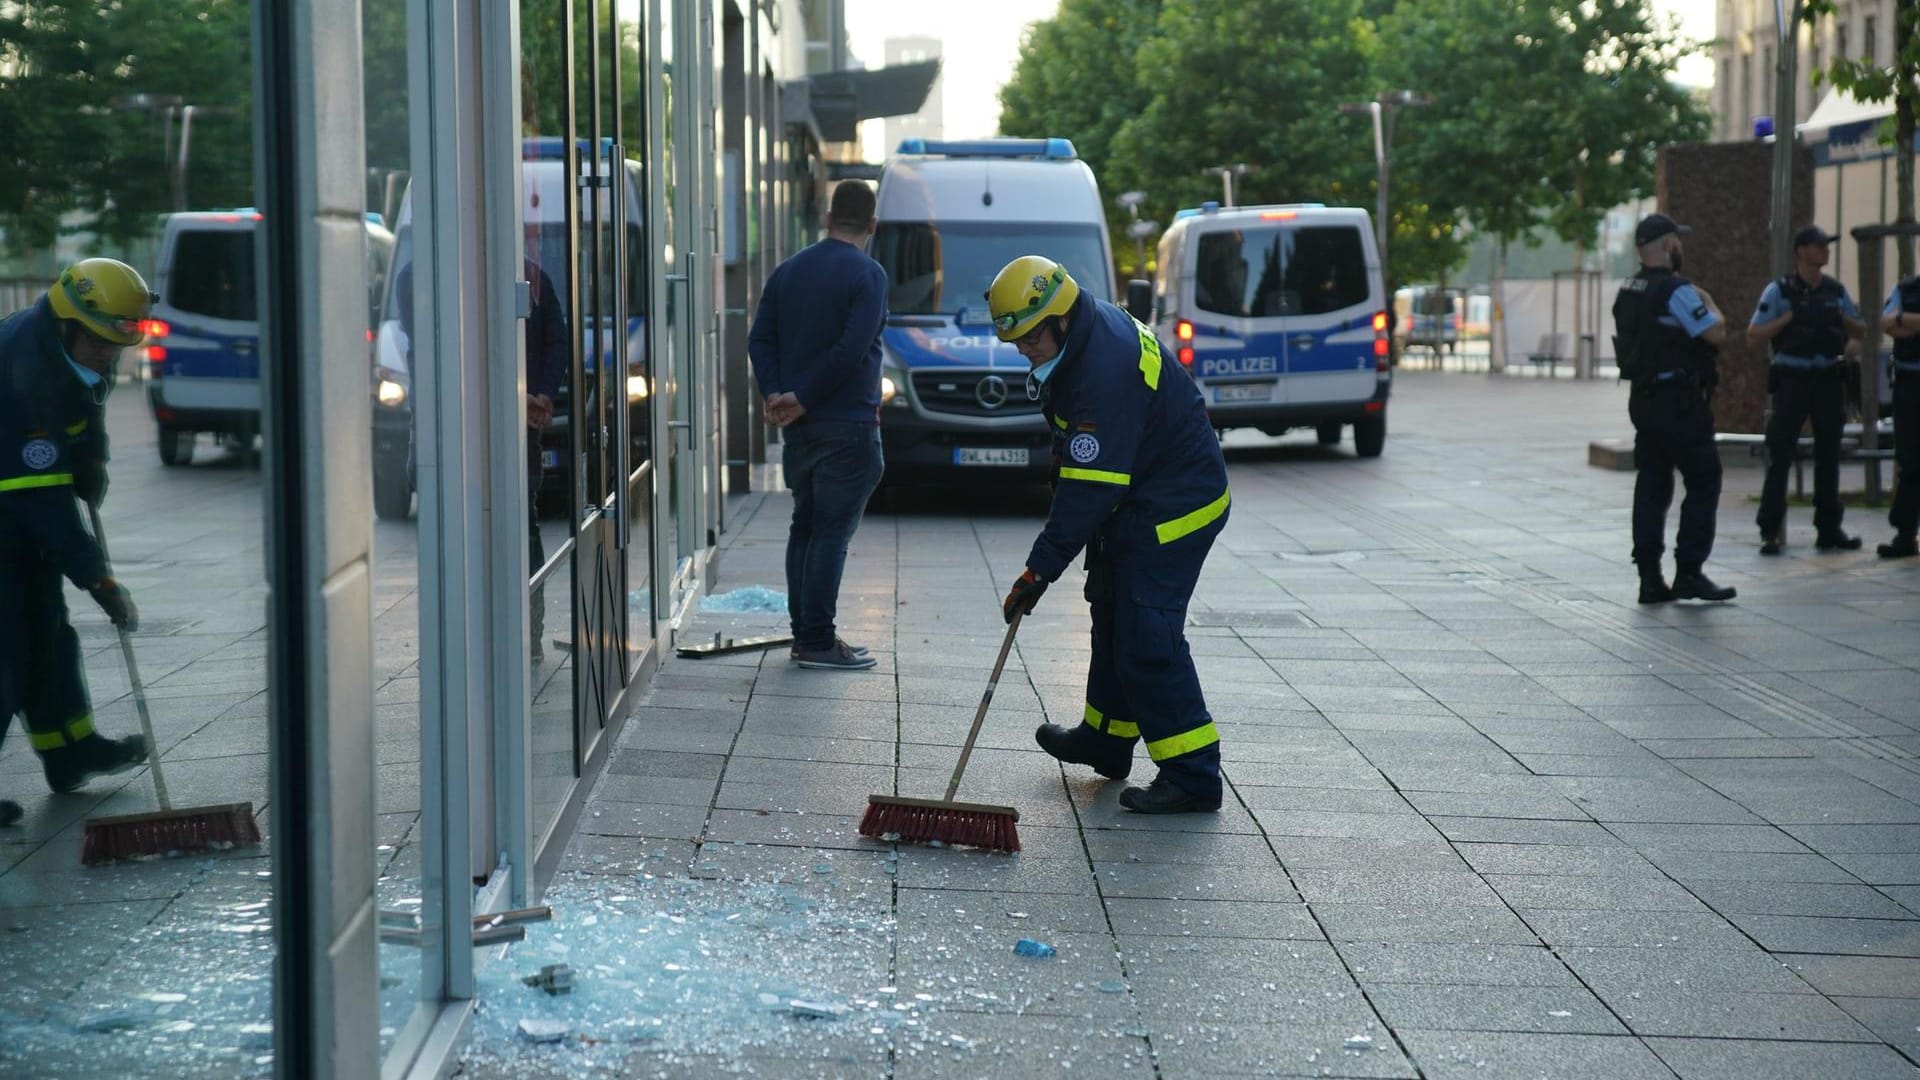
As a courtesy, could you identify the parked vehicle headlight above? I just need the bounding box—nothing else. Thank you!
[880,375,897,405]
[627,374,649,402]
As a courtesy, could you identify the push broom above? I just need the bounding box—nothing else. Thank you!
[81,504,262,866]
[858,611,1023,853]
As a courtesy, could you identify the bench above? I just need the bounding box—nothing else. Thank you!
[1714,422,1898,502]
[1524,332,1567,377]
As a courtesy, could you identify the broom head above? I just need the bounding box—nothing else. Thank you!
[858,794,1020,853]
[82,802,263,866]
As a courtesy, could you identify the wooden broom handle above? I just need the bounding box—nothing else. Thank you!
[944,611,1022,802]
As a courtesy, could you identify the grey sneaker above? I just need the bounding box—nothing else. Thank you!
[791,638,869,660]
[792,641,877,671]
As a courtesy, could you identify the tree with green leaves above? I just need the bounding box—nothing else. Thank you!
[1805,0,1916,276]
[0,0,253,256]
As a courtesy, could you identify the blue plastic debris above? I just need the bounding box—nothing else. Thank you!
[1012,939,1056,959]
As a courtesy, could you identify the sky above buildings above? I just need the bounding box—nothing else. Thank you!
[846,0,1716,160]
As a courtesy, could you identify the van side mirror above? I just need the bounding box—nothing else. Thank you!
[1125,279,1153,323]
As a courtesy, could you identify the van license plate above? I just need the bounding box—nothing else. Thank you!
[1214,384,1273,404]
[954,447,1029,466]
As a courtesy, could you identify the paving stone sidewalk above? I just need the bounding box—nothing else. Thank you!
[486,372,1920,1079]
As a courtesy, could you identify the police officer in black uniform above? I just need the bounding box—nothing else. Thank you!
[1879,273,1920,558]
[1749,225,1868,554]
[1612,213,1737,604]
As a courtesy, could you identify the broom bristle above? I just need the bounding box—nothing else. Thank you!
[858,797,1020,853]
[82,803,263,866]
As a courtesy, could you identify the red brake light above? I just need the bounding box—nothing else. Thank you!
[1176,320,1194,342]
[140,319,170,339]
[1259,210,1296,220]
[145,345,167,363]
[1178,346,1194,366]
[1373,338,1389,358]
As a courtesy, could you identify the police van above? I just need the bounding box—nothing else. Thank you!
[144,209,394,465]
[371,137,647,519]
[1152,202,1390,456]
[869,138,1119,487]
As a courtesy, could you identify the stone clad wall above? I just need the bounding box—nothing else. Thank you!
[1657,140,1814,433]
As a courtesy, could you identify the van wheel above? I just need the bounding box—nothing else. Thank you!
[374,462,414,520]
[158,427,194,467]
[1354,414,1386,458]
[1315,422,1342,446]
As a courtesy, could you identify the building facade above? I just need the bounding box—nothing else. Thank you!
[1710,0,1896,143]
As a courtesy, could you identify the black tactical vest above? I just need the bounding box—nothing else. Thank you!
[1612,267,1714,386]
[1772,273,1848,360]
[1897,276,1920,366]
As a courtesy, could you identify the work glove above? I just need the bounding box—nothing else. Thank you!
[89,578,139,632]
[73,461,108,507]
[1002,568,1048,624]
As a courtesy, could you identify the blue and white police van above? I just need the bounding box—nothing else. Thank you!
[370,137,647,519]
[869,137,1119,487]
[144,209,394,465]
[1152,202,1390,456]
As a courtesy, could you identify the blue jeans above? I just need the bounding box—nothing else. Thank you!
[783,421,883,650]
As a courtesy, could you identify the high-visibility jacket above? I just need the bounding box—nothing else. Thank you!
[1029,294,1229,593]
[0,297,110,589]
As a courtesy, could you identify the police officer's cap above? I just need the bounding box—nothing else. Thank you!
[1792,225,1836,248]
[1633,213,1691,247]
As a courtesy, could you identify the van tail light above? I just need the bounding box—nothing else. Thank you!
[1178,346,1194,367]
[1176,320,1195,367]
[1372,311,1389,371]
[139,319,170,340]
[144,345,167,365]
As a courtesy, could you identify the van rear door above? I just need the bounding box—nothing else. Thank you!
[156,222,261,412]
[1274,222,1377,406]
[1186,224,1288,405]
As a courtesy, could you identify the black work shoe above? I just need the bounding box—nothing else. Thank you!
[1878,533,1919,559]
[1637,575,1674,604]
[43,734,150,795]
[1119,777,1222,815]
[1671,569,1736,602]
[0,800,21,828]
[1034,723,1132,781]
[791,640,876,671]
[1816,531,1863,551]
[1759,534,1784,556]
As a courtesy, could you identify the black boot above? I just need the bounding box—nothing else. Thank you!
[1878,533,1919,559]
[43,734,150,795]
[1816,530,1863,551]
[1671,563,1736,602]
[1034,723,1131,780]
[1118,776,1222,814]
[0,800,21,828]
[1636,562,1673,604]
[1759,533,1784,556]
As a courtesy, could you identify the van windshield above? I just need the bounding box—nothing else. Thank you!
[1194,225,1369,318]
[872,222,1111,315]
[167,230,257,321]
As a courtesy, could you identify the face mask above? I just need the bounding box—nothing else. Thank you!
[66,354,110,404]
[1026,356,1060,400]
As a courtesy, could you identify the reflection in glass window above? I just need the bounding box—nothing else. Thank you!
[871,221,1111,315]
[1193,225,1369,318]
[166,229,258,320]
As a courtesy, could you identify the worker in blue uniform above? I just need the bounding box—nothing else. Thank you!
[989,255,1231,814]
[0,259,153,828]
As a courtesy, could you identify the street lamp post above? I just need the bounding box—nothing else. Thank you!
[1339,90,1431,298]
[1768,0,1807,275]
[110,94,239,212]
[1199,164,1253,208]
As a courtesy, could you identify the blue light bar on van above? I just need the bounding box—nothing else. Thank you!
[521,135,619,159]
[894,138,1076,160]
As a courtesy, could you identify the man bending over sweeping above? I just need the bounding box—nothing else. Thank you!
[0,259,152,828]
[988,255,1231,814]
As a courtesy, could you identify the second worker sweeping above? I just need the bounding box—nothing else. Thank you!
[988,255,1231,814]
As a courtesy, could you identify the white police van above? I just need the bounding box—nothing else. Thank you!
[1152,202,1390,456]
[144,209,394,465]
[869,138,1121,487]
[370,137,647,519]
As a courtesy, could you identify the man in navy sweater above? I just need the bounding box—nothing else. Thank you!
[747,181,888,670]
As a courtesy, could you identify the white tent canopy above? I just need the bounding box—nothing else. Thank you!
[1798,83,1899,135]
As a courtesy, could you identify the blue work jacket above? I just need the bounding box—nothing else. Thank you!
[0,297,110,589]
[1028,294,1229,591]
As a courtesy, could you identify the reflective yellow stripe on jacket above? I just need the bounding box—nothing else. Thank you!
[0,473,74,493]
[1135,322,1162,390]
[1155,489,1230,544]
[1058,467,1129,486]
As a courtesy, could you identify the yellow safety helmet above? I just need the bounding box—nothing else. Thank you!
[47,258,155,346]
[986,255,1080,342]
